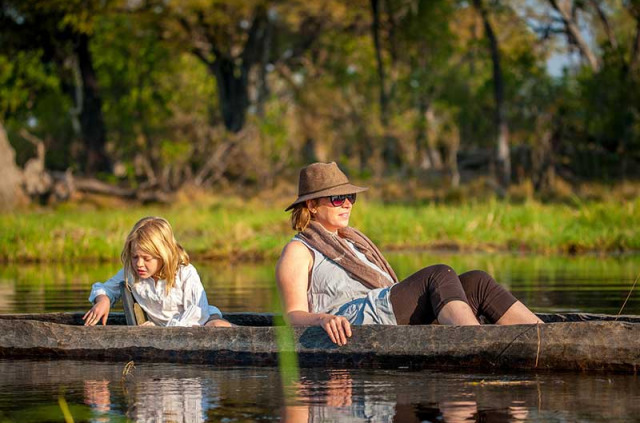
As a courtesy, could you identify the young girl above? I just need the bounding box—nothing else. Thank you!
[83,216,231,327]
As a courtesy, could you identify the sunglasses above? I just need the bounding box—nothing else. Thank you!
[328,193,357,207]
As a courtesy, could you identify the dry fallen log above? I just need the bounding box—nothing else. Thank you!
[74,177,172,203]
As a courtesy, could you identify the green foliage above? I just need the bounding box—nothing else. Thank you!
[92,12,217,184]
[0,0,638,188]
[0,197,637,263]
[0,49,74,167]
[0,51,58,119]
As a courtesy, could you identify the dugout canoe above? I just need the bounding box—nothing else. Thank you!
[0,312,639,372]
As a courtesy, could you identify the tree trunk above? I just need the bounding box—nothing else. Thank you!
[589,0,618,50]
[187,7,270,134]
[473,0,511,190]
[0,122,26,210]
[532,114,556,192]
[425,108,444,171]
[75,33,111,175]
[209,56,250,133]
[548,0,600,72]
[415,95,429,170]
[630,13,640,72]
[370,0,389,127]
[446,123,461,189]
[255,9,274,118]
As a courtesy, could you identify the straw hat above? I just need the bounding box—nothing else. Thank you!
[285,162,368,211]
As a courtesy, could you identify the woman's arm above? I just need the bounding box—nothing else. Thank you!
[276,240,352,345]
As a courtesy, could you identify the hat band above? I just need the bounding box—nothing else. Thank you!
[298,181,351,197]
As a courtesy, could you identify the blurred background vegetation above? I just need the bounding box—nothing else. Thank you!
[1,0,639,209]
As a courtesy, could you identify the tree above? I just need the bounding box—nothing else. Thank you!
[0,122,25,210]
[547,0,601,71]
[400,0,460,185]
[473,0,511,190]
[161,0,330,134]
[0,0,112,174]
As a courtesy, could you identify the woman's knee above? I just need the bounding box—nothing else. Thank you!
[460,270,497,290]
[422,264,456,279]
[401,264,457,294]
[416,264,460,295]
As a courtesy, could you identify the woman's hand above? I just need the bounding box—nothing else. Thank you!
[319,315,352,346]
[140,321,156,327]
[83,295,111,326]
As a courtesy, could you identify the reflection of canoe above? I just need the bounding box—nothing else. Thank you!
[1,312,639,372]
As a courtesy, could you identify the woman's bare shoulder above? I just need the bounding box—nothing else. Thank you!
[280,238,312,259]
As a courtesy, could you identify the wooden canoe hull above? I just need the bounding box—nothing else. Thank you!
[1,312,639,372]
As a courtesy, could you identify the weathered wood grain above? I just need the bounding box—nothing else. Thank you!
[0,313,638,372]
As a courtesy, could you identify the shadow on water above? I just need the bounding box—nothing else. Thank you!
[0,360,639,422]
[1,252,639,315]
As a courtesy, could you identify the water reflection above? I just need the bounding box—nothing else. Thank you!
[84,380,111,413]
[1,360,640,422]
[2,254,640,422]
[282,370,534,423]
[84,377,207,422]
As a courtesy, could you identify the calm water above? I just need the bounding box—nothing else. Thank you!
[1,252,639,315]
[1,252,640,422]
[1,360,639,423]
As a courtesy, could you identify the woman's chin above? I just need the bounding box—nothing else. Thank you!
[337,220,350,229]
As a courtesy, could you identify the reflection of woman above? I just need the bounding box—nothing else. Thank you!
[281,370,396,423]
[276,162,542,345]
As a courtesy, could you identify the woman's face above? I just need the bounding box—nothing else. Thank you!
[131,245,161,280]
[308,194,355,232]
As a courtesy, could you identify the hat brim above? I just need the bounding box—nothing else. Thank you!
[285,183,368,211]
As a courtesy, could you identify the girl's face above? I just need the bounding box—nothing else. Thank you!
[131,246,161,280]
[308,195,355,233]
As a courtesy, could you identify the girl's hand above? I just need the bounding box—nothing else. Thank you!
[319,315,352,346]
[204,317,233,328]
[83,295,111,326]
[140,321,156,327]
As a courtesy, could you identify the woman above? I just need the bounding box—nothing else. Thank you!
[276,162,542,345]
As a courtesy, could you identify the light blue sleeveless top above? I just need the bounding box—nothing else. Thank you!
[294,235,397,325]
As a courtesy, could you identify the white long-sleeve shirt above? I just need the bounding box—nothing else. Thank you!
[88,264,222,327]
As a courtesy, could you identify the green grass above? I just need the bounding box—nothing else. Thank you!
[0,196,638,263]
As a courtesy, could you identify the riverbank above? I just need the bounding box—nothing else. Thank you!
[1,193,637,263]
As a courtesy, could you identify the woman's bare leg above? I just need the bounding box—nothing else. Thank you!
[437,300,481,325]
[495,301,543,325]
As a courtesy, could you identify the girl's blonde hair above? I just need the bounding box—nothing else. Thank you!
[290,200,317,232]
[121,216,189,294]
